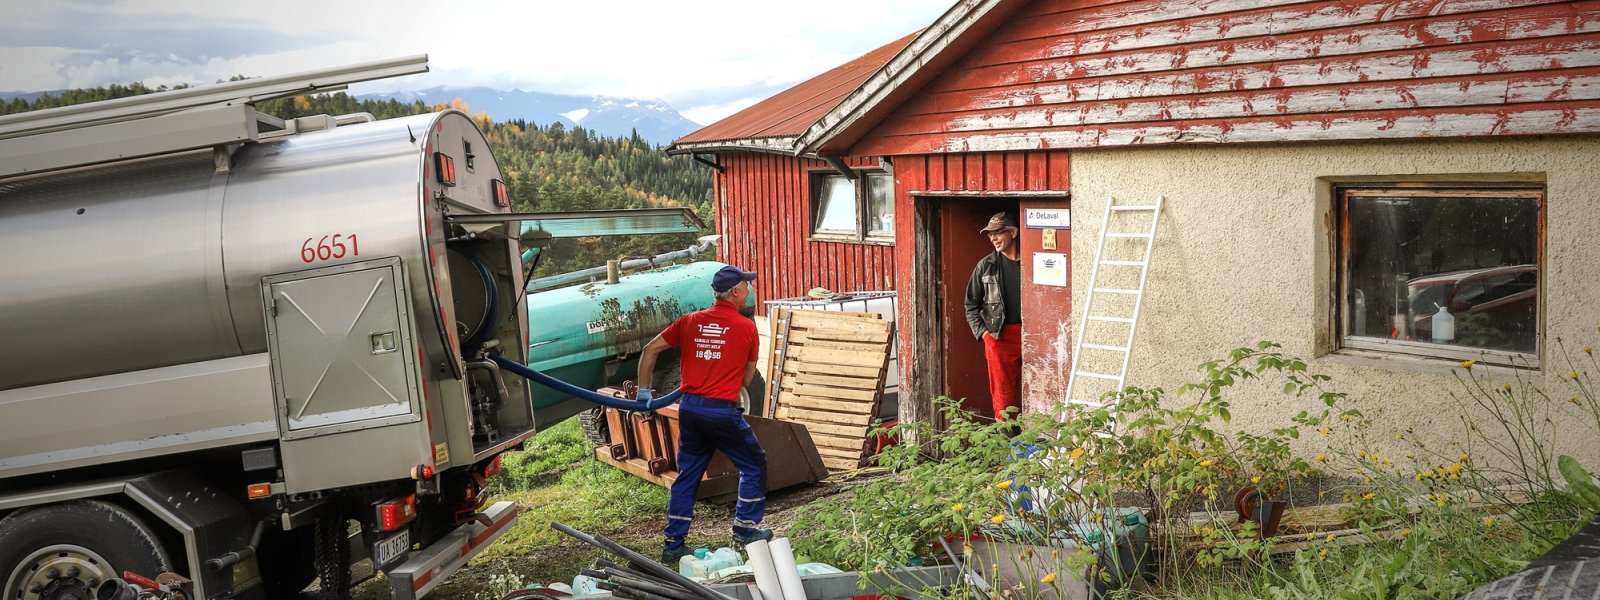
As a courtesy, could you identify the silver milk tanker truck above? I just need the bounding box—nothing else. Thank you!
[0,57,701,600]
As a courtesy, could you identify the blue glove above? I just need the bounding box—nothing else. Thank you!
[636,388,654,402]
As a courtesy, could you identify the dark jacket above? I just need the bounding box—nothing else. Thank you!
[964,251,1016,341]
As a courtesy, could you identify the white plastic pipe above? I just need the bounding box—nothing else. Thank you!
[770,538,807,600]
[746,539,786,600]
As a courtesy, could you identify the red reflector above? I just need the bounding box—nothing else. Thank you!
[413,464,435,480]
[434,152,456,186]
[246,483,271,499]
[378,495,418,531]
[491,179,509,207]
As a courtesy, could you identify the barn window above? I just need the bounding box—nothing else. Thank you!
[1338,186,1542,366]
[810,171,894,243]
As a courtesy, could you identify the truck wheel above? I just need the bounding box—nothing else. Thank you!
[312,514,351,600]
[0,500,172,600]
[578,407,609,446]
[741,370,767,417]
[258,526,316,596]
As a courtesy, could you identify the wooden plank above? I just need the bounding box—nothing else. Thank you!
[809,433,869,450]
[777,392,876,414]
[789,372,882,391]
[780,406,873,426]
[789,327,892,344]
[784,384,879,402]
[822,456,864,471]
[789,345,889,367]
[795,420,872,438]
[855,101,1600,155]
[790,339,889,356]
[815,445,863,459]
[870,69,1600,137]
[783,361,884,379]
[787,309,891,330]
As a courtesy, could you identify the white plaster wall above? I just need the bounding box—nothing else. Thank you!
[1067,136,1600,468]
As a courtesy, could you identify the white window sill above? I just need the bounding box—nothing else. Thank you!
[1319,348,1538,376]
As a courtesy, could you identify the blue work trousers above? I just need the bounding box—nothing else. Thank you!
[664,394,767,548]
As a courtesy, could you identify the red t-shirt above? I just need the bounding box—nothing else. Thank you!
[660,300,759,401]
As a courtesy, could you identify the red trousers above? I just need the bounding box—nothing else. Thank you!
[983,324,1023,421]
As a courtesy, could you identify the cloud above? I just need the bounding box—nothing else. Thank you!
[681,96,764,126]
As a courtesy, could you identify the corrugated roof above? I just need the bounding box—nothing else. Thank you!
[668,32,917,153]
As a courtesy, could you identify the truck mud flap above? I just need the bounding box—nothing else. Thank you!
[386,501,517,599]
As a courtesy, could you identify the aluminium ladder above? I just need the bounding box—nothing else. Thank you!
[1062,195,1164,426]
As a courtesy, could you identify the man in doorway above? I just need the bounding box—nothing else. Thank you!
[964,211,1023,422]
[635,265,771,563]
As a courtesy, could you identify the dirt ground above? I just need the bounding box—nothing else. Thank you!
[353,478,850,599]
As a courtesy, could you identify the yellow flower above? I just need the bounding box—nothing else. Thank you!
[1200,459,1215,468]
[1040,572,1058,584]
[1459,359,1476,370]
[991,514,1006,525]
[1585,345,1593,355]
[1502,383,1513,393]
[1483,517,1496,527]
[952,503,966,512]
[1319,425,1330,437]
[1251,475,1262,484]
[1395,433,1406,440]
[1325,533,1336,542]
[1569,371,1582,381]
[1459,453,1470,462]
[995,479,1013,490]
[1071,447,1086,464]
[1316,453,1328,463]
[1358,450,1368,460]
[963,543,974,556]
[1317,549,1328,561]
[1362,492,1376,500]
[1399,528,1411,539]
[1447,463,1462,475]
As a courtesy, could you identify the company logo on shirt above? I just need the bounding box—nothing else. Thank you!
[697,323,729,338]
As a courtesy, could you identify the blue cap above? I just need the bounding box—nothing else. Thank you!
[711,265,758,292]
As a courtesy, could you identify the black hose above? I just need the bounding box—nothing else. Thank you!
[489,355,682,411]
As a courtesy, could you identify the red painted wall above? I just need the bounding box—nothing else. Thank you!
[1017,197,1072,416]
[851,0,1600,156]
[890,150,1069,418]
[713,153,896,310]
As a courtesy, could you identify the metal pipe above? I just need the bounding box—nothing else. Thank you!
[204,519,267,571]
[524,239,717,293]
[590,569,702,600]
[551,522,734,600]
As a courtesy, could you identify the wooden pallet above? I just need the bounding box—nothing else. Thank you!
[767,307,894,471]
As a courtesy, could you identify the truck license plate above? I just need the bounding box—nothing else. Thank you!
[374,530,411,567]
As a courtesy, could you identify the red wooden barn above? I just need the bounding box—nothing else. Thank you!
[675,0,1600,460]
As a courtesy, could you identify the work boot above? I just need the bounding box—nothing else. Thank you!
[661,543,694,565]
[731,528,773,548]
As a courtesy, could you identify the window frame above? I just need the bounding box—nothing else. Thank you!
[807,169,895,245]
[1335,184,1544,368]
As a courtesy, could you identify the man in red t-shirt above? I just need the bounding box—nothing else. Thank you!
[635,265,769,563]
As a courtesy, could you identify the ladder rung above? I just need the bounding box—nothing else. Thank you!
[1086,315,1134,323]
[1082,343,1129,352]
[1100,260,1147,267]
[1093,287,1139,294]
[1104,232,1153,238]
[1074,372,1122,381]
[1067,399,1107,408]
[1109,205,1159,211]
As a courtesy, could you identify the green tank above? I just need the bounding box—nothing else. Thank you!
[524,261,728,416]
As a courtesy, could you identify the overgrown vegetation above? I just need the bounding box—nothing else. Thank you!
[791,341,1600,599]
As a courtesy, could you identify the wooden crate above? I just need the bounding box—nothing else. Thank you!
[766,307,894,471]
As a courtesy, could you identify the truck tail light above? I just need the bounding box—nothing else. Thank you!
[483,454,504,478]
[377,495,417,531]
[411,464,435,480]
[434,152,456,187]
[491,179,509,207]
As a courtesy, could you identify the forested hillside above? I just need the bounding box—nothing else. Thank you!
[3,86,715,281]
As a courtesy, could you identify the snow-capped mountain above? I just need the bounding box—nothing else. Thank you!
[357,87,701,146]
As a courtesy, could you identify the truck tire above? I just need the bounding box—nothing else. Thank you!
[312,514,351,600]
[0,500,172,600]
[741,370,767,417]
[258,526,317,596]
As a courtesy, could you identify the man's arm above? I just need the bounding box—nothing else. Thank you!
[963,262,988,340]
[636,333,672,391]
[742,361,758,387]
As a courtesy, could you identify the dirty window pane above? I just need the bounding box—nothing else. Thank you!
[1343,190,1539,356]
[866,173,894,237]
[813,175,858,234]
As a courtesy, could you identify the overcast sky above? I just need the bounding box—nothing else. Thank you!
[0,0,953,125]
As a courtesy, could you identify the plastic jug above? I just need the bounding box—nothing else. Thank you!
[680,547,744,578]
[543,583,573,594]
[571,574,603,596]
[1432,303,1455,342]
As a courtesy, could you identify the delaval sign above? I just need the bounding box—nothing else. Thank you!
[1025,208,1070,229]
